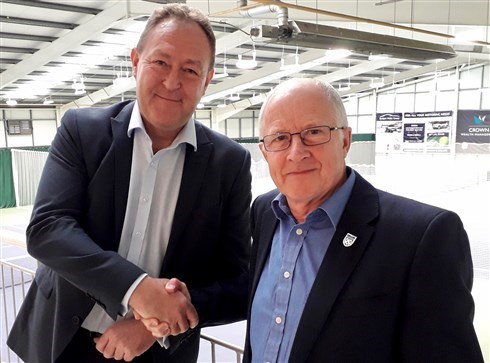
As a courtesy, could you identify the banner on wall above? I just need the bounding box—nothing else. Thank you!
[456,110,490,144]
[375,111,453,153]
[375,113,403,152]
[404,111,452,153]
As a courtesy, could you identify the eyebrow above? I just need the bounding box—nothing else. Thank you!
[267,124,330,134]
[149,50,204,68]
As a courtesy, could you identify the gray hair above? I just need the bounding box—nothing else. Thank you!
[136,4,216,70]
[258,78,349,137]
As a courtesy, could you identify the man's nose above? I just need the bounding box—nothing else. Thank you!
[287,134,309,160]
[162,70,181,90]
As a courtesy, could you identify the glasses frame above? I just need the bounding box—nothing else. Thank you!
[259,125,346,152]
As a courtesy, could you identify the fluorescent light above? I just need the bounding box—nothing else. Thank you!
[280,54,300,71]
[236,51,257,70]
[201,49,351,104]
[6,99,17,106]
[197,103,205,109]
[228,93,240,101]
[370,78,385,88]
[213,66,229,79]
[43,97,54,105]
[368,53,390,61]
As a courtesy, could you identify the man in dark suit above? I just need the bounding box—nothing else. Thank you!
[7,4,251,363]
[242,78,483,362]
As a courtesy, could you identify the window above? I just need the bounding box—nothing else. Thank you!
[6,120,33,135]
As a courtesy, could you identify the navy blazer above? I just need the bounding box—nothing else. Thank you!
[8,101,252,363]
[243,170,483,363]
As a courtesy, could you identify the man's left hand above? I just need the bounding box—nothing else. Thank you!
[94,319,156,361]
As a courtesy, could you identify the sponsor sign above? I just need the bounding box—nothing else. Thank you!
[456,110,490,144]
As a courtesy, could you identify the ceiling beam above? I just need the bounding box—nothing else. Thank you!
[1,0,100,15]
[0,2,130,89]
[340,53,490,96]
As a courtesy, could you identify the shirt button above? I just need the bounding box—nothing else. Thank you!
[283,271,291,279]
[275,316,282,324]
[296,228,303,235]
[150,161,155,167]
[135,231,142,238]
[142,196,148,203]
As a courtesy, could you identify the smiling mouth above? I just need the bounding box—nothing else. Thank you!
[157,94,181,103]
[287,169,314,176]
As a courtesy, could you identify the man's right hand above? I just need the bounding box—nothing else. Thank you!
[129,277,198,336]
[134,278,190,338]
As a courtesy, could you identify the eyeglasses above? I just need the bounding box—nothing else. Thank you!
[260,126,346,152]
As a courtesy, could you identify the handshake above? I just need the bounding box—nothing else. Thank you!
[129,276,197,338]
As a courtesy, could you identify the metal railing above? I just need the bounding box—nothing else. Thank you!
[0,260,244,363]
[1,260,33,363]
[200,333,244,363]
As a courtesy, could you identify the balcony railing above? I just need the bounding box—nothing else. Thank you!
[0,260,244,363]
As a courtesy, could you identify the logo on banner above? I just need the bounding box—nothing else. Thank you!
[473,115,488,125]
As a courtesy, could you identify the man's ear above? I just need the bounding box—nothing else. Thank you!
[202,69,214,94]
[259,142,268,161]
[130,48,139,77]
[342,127,352,157]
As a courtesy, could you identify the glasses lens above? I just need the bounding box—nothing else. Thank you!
[264,133,291,151]
[301,126,331,145]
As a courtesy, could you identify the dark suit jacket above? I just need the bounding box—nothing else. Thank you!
[7,100,251,363]
[243,170,483,363]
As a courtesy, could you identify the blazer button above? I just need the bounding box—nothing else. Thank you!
[71,316,81,325]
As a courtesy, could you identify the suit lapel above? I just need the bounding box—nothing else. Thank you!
[111,102,134,244]
[162,122,212,270]
[288,173,379,363]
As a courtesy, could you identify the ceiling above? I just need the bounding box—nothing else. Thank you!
[1,0,489,115]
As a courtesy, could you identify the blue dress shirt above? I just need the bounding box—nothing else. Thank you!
[250,170,355,363]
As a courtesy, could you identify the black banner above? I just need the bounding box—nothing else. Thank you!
[456,110,490,143]
[403,123,425,143]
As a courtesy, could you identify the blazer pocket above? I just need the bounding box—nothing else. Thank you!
[34,264,54,299]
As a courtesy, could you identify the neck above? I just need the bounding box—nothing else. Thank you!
[145,125,183,153]
[288,200,324,224]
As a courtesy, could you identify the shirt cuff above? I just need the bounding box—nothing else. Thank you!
[121,273,170,349]
[120,273,147,316]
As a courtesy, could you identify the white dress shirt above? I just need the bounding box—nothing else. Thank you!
[82,101,197,334]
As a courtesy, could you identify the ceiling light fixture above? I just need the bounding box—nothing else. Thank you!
[236,43,258,70]
[280,46,300,71]
[6,99,17,106]
[228,93,240,101]
[72,74,86,95]
[214,47,229,79]
[213,66,229,80]
[368,53,390,61]
[370,78,385,88]
[43,96,54,105]
[236,52,257,70]
[201,49,351,104]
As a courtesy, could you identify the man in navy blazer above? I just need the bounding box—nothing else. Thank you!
[7,4,251,363]
[243,78,483,362]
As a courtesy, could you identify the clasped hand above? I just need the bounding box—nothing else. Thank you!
[130,277,197,337]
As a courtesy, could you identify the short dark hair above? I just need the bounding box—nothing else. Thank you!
[136,4,215,70]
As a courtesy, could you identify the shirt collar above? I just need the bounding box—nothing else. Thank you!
[271,167,356,228]
[127,101,197,151]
